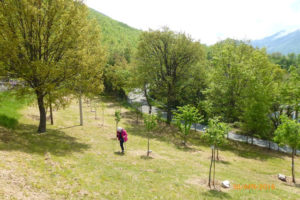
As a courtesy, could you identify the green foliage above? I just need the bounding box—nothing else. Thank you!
[0,0,106,132]
[269,52,300,70]
[174,105,203,144]
[88,8,141,60]
[143,114,157,132]
[89,8,140,97]
[281,66,300,119]
[135,27,205,123]
[132,102,142,122]
[202,118,229,146]
[205,39,283,140]
[156,110,164,123]
[114,109,121,124]
[274,115,300,149]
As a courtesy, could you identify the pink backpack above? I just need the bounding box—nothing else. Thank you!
[122,129,128,142]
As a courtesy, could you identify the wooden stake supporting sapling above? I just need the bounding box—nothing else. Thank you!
[202,118,229,188]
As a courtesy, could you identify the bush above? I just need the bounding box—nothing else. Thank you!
[0,114,18,129]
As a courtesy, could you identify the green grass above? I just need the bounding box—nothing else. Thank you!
[0,97,299,199]
[0,91,33,129]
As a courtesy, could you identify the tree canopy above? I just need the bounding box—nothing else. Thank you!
[0,0,106,132]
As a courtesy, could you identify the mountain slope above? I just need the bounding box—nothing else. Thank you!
[88,8,141,52]
[252,29,300,55]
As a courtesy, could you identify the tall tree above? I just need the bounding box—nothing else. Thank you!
[205,39,254,122]
[241,49,283,142]
[0,0,105,132]
[281,66,300,120]
[136,27,204,123]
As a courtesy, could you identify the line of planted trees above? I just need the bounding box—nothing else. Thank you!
[129,28,300,184]
[0,1,299,150]
[130,28,299,145]
[0,0,106,133]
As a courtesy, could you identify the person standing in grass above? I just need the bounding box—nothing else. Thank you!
[116,127,128,153]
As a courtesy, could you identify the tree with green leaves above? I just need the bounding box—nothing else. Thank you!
[173,105,203,145]
[274,115,300,184]
[115,109,121,131]
[144,114,157,157]
[132,102,142,123]
[0,0,105,133]
[240,49,283,143]
[135,27,205,124]
[281,66,300,120]
[205,39,283,142]
[202,118,229,188]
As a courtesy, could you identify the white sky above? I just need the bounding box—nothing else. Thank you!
[85,0,300,45]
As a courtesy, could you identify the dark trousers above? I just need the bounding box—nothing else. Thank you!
[119,138,124,152]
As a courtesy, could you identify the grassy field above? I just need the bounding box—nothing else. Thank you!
[0,96,299,199]
[0,92,33,129]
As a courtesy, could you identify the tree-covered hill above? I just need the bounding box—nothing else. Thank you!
[88,8,141,55]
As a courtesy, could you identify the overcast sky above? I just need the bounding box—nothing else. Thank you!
[85,0,300,45]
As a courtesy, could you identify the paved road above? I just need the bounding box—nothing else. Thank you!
[127,90,300,154]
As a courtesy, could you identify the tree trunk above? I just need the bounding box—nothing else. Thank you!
[102,109,104,126]
[94,101,97,120]
[90,99,93,112]
[216,147,219,160]
[213,148,216,187]
[292,148,296,183]
[49,94,53,125]
[296,106,299,121]
[208,148,213,188]
[79,94,83,126]
[166,107,172,124]
[37,92,46,133]
[147,132,150,157]
[143,84,152,115]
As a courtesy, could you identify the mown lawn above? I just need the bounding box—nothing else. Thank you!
[0,96,299,199]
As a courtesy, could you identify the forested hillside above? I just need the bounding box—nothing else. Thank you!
[88,8,141,57]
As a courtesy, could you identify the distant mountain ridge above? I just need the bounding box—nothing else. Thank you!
[252,29,300,55]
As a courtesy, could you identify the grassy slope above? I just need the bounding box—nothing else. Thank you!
[0,98,299,199]
[0,92,33,129]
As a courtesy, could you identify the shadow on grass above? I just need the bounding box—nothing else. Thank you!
[114,151,125,156]
[221,140,285,161]
[216,160,230,165]
[0,123,89,156]
[284,182,300,188]
[140,155,153,160]
[202,190,232,199]
[56,125,81,130]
